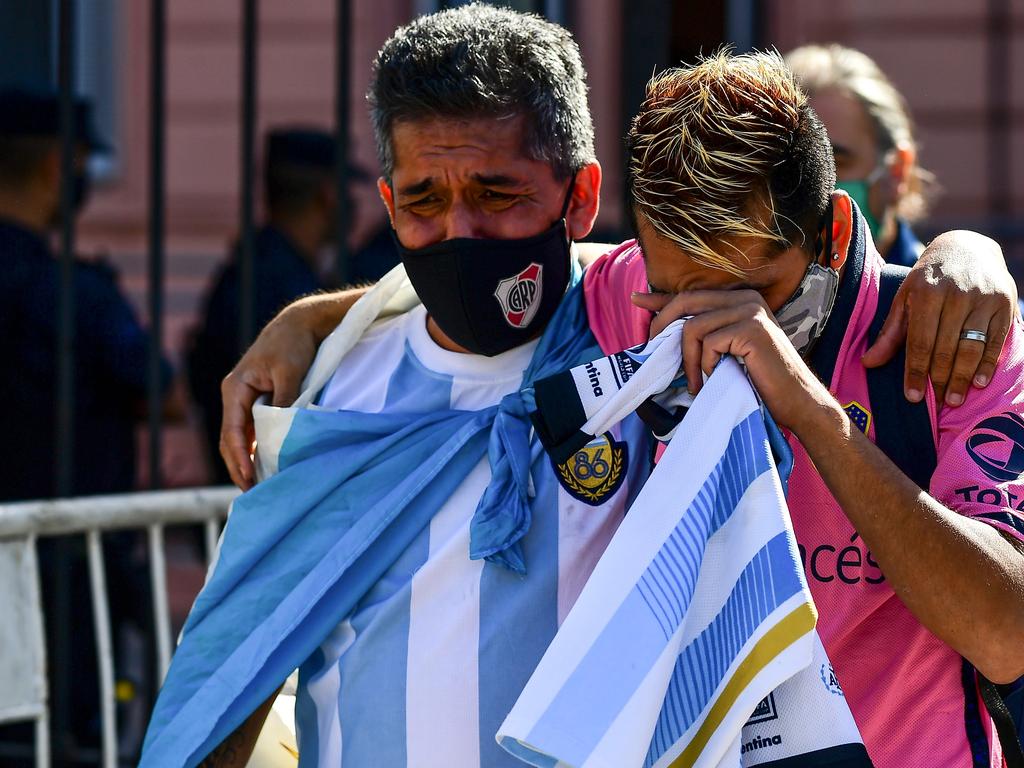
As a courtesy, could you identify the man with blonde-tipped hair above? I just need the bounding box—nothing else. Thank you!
[583,50,1024,767]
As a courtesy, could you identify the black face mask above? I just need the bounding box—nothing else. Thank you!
[393,179,575,357]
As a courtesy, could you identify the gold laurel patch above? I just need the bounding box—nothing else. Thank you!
[555,432,628,505]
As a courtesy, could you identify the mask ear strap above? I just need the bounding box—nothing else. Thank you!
[559,172,577,222]
[816,198,836,268]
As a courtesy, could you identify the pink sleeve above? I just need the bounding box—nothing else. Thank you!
[930,318,1024,544]
[582,239,653,354]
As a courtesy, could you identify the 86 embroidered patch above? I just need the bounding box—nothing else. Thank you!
[554,432,628,505]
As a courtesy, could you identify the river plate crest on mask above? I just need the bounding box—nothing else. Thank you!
[494,262,543,328]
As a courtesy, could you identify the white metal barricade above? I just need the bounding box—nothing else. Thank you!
[0,486,238,768]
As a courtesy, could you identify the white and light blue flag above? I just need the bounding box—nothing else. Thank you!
[140,264,604,768]
[499,326,867,767]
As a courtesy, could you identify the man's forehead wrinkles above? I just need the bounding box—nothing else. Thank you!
[472,173,528,187]
[397,178,434,196]
[394,170,531,196]
[419,141,492,154]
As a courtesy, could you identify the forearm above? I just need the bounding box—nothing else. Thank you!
[793,401,1024,682]
[197,688,279,767]
[281,287,369,344]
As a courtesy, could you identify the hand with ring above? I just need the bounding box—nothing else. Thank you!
[861,231,1017,407]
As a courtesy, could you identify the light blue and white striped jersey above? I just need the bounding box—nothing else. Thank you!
[295,304,651,767]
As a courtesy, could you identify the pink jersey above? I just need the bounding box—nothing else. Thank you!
[584,238,1024,768]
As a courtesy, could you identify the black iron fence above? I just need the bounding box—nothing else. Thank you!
[21,1,356,763]
[5,0,1020,763]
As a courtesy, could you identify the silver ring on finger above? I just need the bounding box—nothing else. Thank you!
[959,329,987,343]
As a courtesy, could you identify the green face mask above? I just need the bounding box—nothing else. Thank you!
[836,166,886,243]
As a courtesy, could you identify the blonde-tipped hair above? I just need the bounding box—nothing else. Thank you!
[628,50,834,277]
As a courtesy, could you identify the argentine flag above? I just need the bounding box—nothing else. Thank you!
[498,351,831,767]
[141,263,604,767]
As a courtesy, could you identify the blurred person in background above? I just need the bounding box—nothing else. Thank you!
[187,128,368,484]
[786,43,935,268]
[0,87,174,501]
[0,87,175,760]
[345,216,402,284]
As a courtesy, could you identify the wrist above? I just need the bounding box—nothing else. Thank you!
[786,389,850,447]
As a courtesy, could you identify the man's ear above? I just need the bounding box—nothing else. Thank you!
[565,161,601,241]
[830,189,855,264]
[377,177,396,228]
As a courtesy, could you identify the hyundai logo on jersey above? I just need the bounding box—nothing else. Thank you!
[965,411,1024,483]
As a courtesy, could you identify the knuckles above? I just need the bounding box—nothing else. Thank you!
[930,349,955,372]
[906,338,934,359]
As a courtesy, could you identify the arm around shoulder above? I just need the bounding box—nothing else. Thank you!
[196,688,280,767]
[220,286,370,488]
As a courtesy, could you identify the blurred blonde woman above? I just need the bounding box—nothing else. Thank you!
[787,43,937,266]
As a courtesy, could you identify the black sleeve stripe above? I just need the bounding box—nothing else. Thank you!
[973,510,1024,538]
[962,659,993,768]
[751,743,874,767]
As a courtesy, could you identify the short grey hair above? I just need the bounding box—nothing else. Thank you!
[785,43,936,221]
[368,3,596,181]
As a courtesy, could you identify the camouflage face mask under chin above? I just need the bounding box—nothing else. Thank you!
[774,261,840,357]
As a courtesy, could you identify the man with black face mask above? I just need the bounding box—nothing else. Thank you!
[147,9,656,766]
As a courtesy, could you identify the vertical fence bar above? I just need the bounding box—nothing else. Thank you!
[148,0,166,490]
[52,1,77,757]
[725,0,758,52]
[35,711,49,768]
[542,0,567,25]
[986,0,1011,222]
[56,0,76,499]
[239,0,258,350]
[86,530,117,768]
[25,534,50,768]
[204,517,221,564]
[334,0,352,286]
[147,524,172,682]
